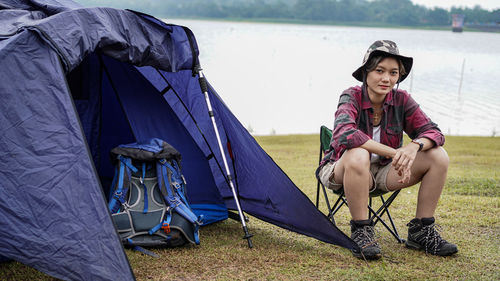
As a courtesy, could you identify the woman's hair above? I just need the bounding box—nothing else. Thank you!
[363,55,406,82]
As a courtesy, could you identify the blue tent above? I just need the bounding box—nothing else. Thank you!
[0,0,356,280]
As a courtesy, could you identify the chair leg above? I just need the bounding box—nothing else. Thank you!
[315,180,321,208]
[370,191,405,243]
[329,195,347,223]
[320,185,346,225]
[320,183,333,219]
[317,178,405,243]
[373,192,399,229]
[376,192,399,226]
[316,173,338,224]
[329,190,344,210]
[368,206,404,243]
[373,191,400,222]
[315,143,324,208]
[315,142,340,225]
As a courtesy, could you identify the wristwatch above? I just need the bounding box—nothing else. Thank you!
[411,139,424,152]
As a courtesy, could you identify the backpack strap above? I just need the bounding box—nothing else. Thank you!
[108,165,118,201]
[125,239,159,258]
[108,156,138,213]
[140,162,148,214]
[148,209,172,235]
[149,159,202,244]
[163,160,189,206]
[158,159,200,224]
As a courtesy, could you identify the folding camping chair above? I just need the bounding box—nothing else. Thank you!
[315,126,405,243]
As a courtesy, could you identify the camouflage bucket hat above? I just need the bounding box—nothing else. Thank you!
[352,40,413,83]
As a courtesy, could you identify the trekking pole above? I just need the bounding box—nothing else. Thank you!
[196,68,253,248]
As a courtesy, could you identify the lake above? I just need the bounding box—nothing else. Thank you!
[167,19,500,136]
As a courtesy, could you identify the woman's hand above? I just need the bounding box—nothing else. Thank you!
[392,143,420,183]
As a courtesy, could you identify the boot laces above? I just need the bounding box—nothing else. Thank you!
[352,225,378,249]
[422,224,445,254]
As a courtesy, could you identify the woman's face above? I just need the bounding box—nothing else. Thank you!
[366,57,400,99]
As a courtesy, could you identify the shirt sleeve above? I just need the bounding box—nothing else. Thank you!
[331,89,370,150]
[403,93,445,146]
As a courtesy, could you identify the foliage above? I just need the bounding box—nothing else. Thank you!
[76,0,500,27]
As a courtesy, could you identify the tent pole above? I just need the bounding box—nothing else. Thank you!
[197,69,253,248]
[154,69,231,189]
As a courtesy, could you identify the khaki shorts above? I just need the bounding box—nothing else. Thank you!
[318,160,391,194]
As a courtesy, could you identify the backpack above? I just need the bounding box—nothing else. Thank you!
[107,138,202,248]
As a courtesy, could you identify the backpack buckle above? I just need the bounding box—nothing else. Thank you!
[171,198,181,208]
[161,222,171,234]
[113,191,122,200]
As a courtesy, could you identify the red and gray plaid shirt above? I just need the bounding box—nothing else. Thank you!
[320,86,445,167]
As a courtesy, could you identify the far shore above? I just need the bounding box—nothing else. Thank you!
[162,16,500,33]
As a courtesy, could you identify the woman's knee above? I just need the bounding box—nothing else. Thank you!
[425,146,449,170]
[343,148,370,172]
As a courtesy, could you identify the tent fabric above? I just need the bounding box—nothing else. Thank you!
[0,1,197,73]
[208,86,355,246]
[0,24,134,281]
[0,0,356,280]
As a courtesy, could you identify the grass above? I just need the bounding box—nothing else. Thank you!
[1,135,499,280]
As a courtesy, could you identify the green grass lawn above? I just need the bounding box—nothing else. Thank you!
[1,135,499,280]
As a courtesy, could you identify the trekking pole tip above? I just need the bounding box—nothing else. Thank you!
[242,227,253,248]
[247,237,253,248]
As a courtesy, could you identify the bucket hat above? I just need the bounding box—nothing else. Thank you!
[352,40,413,82]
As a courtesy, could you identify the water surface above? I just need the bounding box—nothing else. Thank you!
[168,19,500,136]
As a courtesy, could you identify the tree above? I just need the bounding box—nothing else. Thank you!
[76,0,499,27]
[426,7,450,25]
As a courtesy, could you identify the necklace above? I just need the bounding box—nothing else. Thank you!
[373,106,383,125]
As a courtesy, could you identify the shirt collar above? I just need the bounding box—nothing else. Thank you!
[361,86,395,109]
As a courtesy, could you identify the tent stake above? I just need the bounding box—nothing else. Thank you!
[197,69,253,248]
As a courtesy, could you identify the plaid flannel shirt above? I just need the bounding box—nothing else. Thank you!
[320,86,444,167]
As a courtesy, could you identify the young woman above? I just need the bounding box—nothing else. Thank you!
[317,40,458,259]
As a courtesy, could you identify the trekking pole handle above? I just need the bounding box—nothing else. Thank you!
[199,75,209,93]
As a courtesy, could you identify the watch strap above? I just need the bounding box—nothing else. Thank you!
[411,139,424,152]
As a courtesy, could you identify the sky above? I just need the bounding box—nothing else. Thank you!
[411,0,500,10]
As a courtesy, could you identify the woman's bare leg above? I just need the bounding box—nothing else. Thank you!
[386,146,449,218]
[333,148,373,220]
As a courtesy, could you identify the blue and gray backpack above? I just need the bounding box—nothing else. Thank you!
[108,138,202,249]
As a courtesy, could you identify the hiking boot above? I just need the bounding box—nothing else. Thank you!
[405,217,458,256]
[350,220,381,260]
